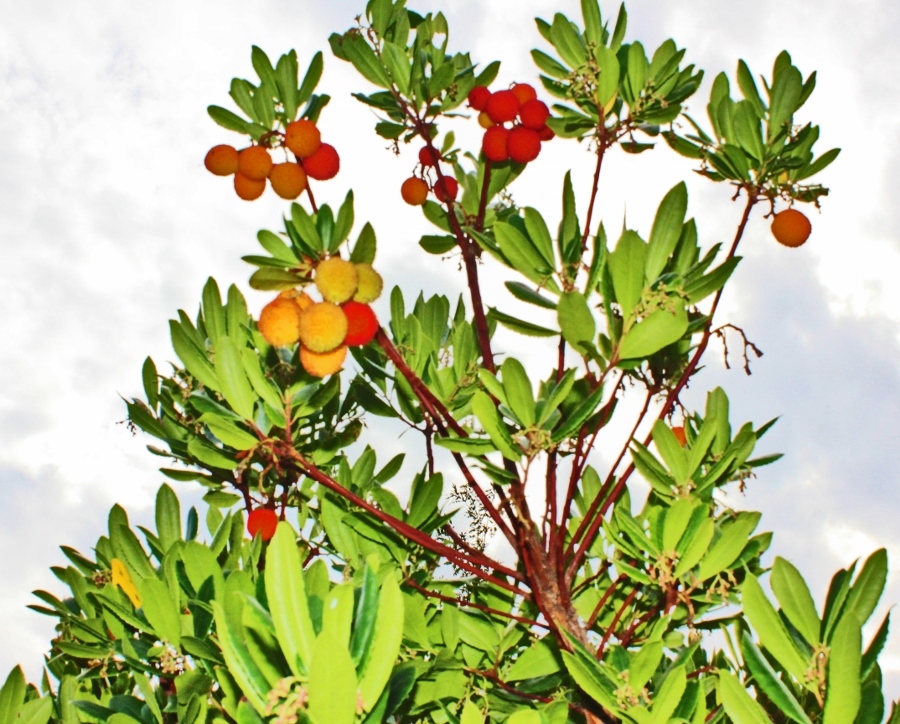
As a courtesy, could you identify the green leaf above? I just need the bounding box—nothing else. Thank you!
[652,420,689,484]
[308,630,357,724]
[358,575,404,710]
[241,348,284,412]
[662,497,697,552]
[609,230,646,316]
[684,257,741,304]
[740,633,812,724]
[617,305,688,360]
[495,221,553,285]
[594,45,620,106]
[200,414,259,450]
[419,234,457,255]
[552,383,604,442]
[155,484,181,553]
[501,358,536,427]
[651,665,686,724]
[737,60,766,117]
[460,701,484,724]
[562,651,618,711]
[298,52,324,105]
[187,438,236,469]
[170,321,219,391]
[207,105,249,134]
[823,612,862,723]
[558,292,596,355]
[343,33,392,88]
[771,557,820,646]
[434,437,496,456]
[202,278,226,347]
[213,337,257,420]
[845,548,888,627]
[505,282,557,309]
[138,577,181,646]
[142,357,159,410]
[580,0,602,46]
[490,308,558,338]
[17,697,53,724]
[523,207,556,269]
[506,639,561,681]
[291,202,323,251]
[251,46,278,90]
[382,42,411,94]
[266,522,317,675]
[0,666,25,722]
[645,183,688,282]
[861,612,890,679]
[767,60,802,140]
[350,222,377,265]
[742,574,811,684]
[472,390,522,462]
[717,671,771,724]
[508,712,544,724]
[275,51,300,121]
[550,13,587,69]
[695,513,760,581]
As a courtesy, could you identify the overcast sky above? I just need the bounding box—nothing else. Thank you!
[2,0,899,704]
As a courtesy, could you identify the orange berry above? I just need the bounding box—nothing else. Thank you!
[258,296,303,346]
[299,301,348,352]
[303,143,340,180]
[300,345,347,377]
[204,144,239,176]
[482,126,510,163]
[468,86,491,111]
[478,111,496,129]
[279,288,315,312]
[342,301,379,346]
[268,162,308,200]
[434,176,459,203]
[247,508,278,541]
[238,146,273,181]
[507,126,541,164]
[418,146,441,167]
[671,426,687,447]
[539,126,556,142]
[771,208,811,248]
[234,172,267,201]
[486,90,520,124]
[511,83,537,105]
[284,119,321,159]
[519,100,550,130]
[401,177,429,206]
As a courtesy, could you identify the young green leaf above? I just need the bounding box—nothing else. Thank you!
[557,291,596,355]
[472,390,522,462]
[358,574,405,710]
[0,666,25,722]
[609,230,646,316]
[155,484,181,553]
[740,633,812,724]
[717,671,771,724]
[844,548,888,627]
[617,305,688,360]
[645,183,688,282]
[771,557,821,646]
[214,337,257,420]
[309,630,357,724]
[823,612,862,724]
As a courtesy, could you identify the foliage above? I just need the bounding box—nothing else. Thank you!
[10,0,897,722]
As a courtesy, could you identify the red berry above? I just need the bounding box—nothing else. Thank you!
[468,86,491,111]
[434,176,459,203]
[342,301,379,346]
[418,146,441,167]
[508,126,542,164]
[486,90,520,124]
[511,83,537,105]
[247,508,278,541]
[539,126,556,142]
[519,99,550,130]
[482,126,510,162]
[303,143,340,180]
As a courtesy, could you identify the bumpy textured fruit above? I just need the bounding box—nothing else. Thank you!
[401,177,429,206]
[482,126,510,162]
[268,162,308,199]
[284,119,321,158]
[342,301,379,346]
[468,86,491,111]
[418,146,440,167]
[279,288,315,312]
[303,143,340,180]
[204,144,239,176]
[300,345,347,377]
[234,172,267,201]
[434,176,459,203]
[511,83,537,105]
[671,426,687,447]
[238,146,273,181]
[478,112,495,129]
[486,90,520,123]
[519,99,550,130]
[771,208,811,248]
[353,264,384,303]
[508,126,541,163]
[247,508,278,541]
[258,296,303,346]
[299,302,348,352]
[315,257,359,303]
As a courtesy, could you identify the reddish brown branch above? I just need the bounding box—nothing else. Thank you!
[405,576,545,629]
[586,574,626,630]
[596,585,640,659]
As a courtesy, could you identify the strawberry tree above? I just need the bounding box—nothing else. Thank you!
[7,1,897,722]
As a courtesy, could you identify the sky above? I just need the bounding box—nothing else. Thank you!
[2,0,899,705]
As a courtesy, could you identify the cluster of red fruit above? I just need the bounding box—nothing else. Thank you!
[257,258,383,377]
[399,147,460,207]
[471,83,555,164]
[203,119,340,201]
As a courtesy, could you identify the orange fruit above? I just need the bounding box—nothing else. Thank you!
[234,172,267,201]
[342,301,378,346]
[258,296,303,346]
[303,143,340,180]
[284,119,321,159]
[507,126,541,164]
[401,177,429,206]
[434,176,459,203]
[247,508,278,541]
[486,90,520,124]
[468,86,491,111]
[237,146,273,181]
[268,162,308,200]
[771,208,811,248]
[671,426,687,447]
[482,126,510,162]
[300,345,347,377]
[511,83,537,105]
[299,301,349,352]
[204,144,239,176]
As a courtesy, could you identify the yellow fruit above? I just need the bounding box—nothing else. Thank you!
[478,111,496,129]
[299,302,348,352]
[258,296,303,346]
[300,345,347,377]
[771,208,811,248]
[315,257,359,303]
[279,288,315,312]
[353,264,384,303]
[269,162,308,199]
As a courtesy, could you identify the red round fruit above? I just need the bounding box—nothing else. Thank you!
[418,146,441,167]
[511,83,537,105]
[482,126,510,162]
[302,143,340,180]
[247,508,278,541]
[508,126,541,164]
[434,176,459,203]
[468,86,491,111]
[485,90,520,124]
[519,99,550,130]
[342,301,379,346]
[539,125,556,141]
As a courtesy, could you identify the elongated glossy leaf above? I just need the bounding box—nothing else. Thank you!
[696,513,760,581]
[672,517,714,578]
[138,577,181,647]
[200,415,259,451]
[558,291,596,355]
[309,630,357,724]
[717,671,770,724]
[155,484,181,553]
[490,308,557,337]
[618,305,688,360]
[212,600,270,714]
[646,183,688,282]
[0,666,25,722]
[18,697,53,724]
[562,651,618,710]
[241,348,284,411]
[845,548,888,627]
[472,390,522,461]
[552,383,604,442]
[823,612,862,723]
[265,522,316,675]
[358,575,404,710]
[609,230,646,316]
[434,436,496,456]
[207,105,249,134]
[652,420,689,484]
[523,207,556,268]
[501,358,535,427]
[771,557,820,646]
[505,281,557,309]
[651,665,686,724]
[662,497,697,553]
[343,33,392,88]
[506,639,561,681]
[496,221,552,285]
[461,701,484,724]
[170,321,219,391]
[740,633,812,724]
[214,337,257,419]
[684,257,740,304]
